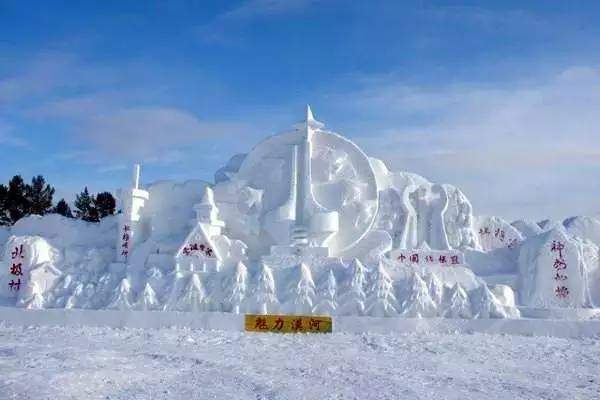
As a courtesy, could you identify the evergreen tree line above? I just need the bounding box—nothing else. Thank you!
[0,175,117,226]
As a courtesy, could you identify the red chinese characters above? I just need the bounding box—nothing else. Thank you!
[121,225,131,260]
[551,240,569,300]
[182,242,215,258]
[395,252,461,267]
[9,244,24,291]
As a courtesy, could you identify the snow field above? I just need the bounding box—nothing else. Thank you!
[0,323,599,400]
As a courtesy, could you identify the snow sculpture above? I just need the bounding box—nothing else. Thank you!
[116,164,149,263]
[107,278,134,310]
[400,273,437,318]
[225,261,248,314]
[218,106,379,263]
[337,259,367,316]
[475,216,523,252]
[284,263,317,314]
[365,263,399,317]
[1,236,61,308]
[518,228,594,308]
[135,282,160,311]
[313,269,338,315]
[563,216,600,246]
[247,263,279,314]
[4,105,596,320]
[442,184,477,249]
[172,273,208,312]
[442,283,472,318]
[175,186,248,273]
[511,219,543,239]
[470,284,514,319]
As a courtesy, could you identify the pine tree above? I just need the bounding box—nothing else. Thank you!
[135,282,160,311]
[442,283,472,319]
[107,278,134,310]
[471,284,506,319]
[285,263,316,314]
[313,269,338,315]
[174,273,207,312]
[338,259,367,316]
[226,262,248,314]
[25,175,55,215]
[400,273,437,318]
[251,263,279,314]
[0,184,10,225]
[94,192,116,218]
[424,272,444,308]
[7,175,29,224]
[53,198,74,218]
[74,187,98,222]
[365,263,399,317]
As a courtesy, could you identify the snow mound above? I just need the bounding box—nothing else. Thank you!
[563,216,600,246]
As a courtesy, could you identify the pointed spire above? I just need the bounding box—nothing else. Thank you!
[298,104,324,129]
[306,104,314,123]
[200,186,215,206]
[132,163,141,189]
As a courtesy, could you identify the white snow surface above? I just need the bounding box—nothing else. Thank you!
[0,323,599,400]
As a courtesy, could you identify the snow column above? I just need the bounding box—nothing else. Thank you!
[116,164,149,263]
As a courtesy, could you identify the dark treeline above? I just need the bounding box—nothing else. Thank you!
[0,175,116,226]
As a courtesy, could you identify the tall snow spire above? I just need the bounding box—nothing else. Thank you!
[306,104,314,124]
[132,163,141,190]
[303,104,324,129]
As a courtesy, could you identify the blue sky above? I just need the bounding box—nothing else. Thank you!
[1,0,600,221]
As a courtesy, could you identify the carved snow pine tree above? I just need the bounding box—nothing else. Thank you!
[226,261,248,314]
[174,273,207,312]
[313,269,338,315]
[338,258,367,316]
[18,281,44,310]
[285,263,317,315]
[400,272,437,318]
[107,278,134,310]
[442,283,472,318]
[365,263,398,317]
[64,283,83,309]
[135,282,160,311]
[471,284,506,319]
[250,263,279,314]
[424,272,444,307]
[164,271,186,311]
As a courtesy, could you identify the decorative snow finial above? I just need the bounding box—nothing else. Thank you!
[301,104,324,129]
[132,163,141,189]
[200,186,215,206]
[306,104,314,123]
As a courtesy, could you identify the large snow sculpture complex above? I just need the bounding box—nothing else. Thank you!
[1,106,598,319]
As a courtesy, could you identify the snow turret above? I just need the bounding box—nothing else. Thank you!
[193,186,224,233]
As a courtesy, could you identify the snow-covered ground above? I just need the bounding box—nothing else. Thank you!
[1,323,598,400]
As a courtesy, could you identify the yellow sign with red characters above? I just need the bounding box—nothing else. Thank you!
[244,314,333,333]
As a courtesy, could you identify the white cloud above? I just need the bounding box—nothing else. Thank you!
[0,119,27,147]
[195,0,316,44]
[338,66,600,221]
